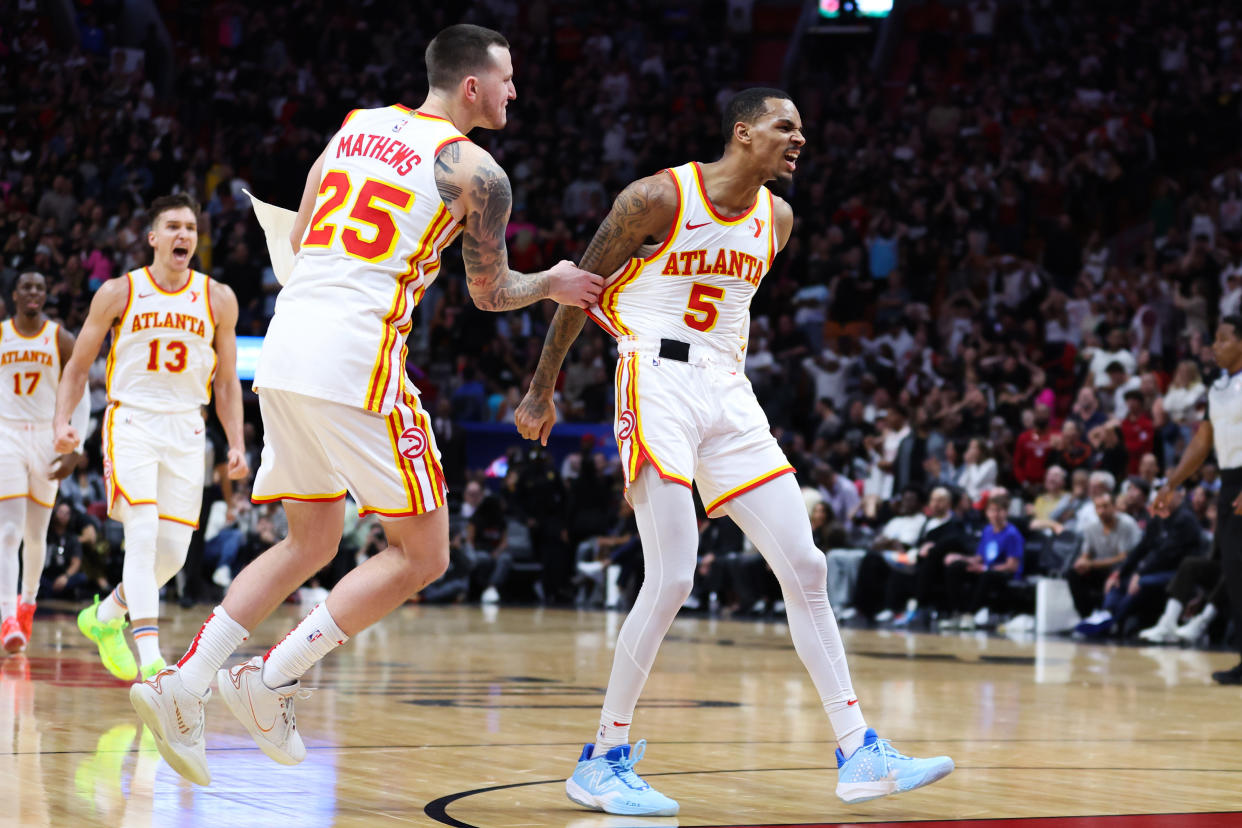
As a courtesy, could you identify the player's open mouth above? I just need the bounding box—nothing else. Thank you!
[783,149,799,172]
[173,246,189,262]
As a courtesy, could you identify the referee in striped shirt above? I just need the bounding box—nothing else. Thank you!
[1156,315,1242,684]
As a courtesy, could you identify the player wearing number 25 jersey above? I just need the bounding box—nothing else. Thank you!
[54,193,248,682]
[518,89,952,817]
[129,25,601,789]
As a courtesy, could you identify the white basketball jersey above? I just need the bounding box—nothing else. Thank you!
[587,162,776,355]
[0,318,60,422]
[107,267,217,413]
[255,105,468,415]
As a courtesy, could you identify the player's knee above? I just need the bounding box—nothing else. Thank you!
[800,548,828,590]
[661,574,695,606]
[390,539,449,594]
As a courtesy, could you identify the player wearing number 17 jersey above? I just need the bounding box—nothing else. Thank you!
[128,24,601,787]
[517,89,953,816]
[53,193,249,683]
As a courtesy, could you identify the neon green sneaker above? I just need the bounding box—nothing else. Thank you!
[77,596,138,681]
[140,657,167,680]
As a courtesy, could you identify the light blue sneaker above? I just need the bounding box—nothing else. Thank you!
[835,728,954,803]
[565,739,679,816]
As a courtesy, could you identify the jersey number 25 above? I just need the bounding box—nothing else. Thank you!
[302,170,416,263]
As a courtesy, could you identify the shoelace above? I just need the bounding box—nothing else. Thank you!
[607,738,652,791]
[277,686,315,734]
[864,737,912,777]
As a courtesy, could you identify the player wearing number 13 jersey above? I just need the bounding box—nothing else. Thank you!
[129,25,601,788]
[518,89,953,816]
[54,193,249,682]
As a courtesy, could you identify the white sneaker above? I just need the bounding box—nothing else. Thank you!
[973,607,990,628]
[838,607,857,621]
[1174,612,1213,644]
[1138,621,1179,644]
[211,565,232,588]
[874,609,894,624]
[481,586,500,604]
[129,666,212,785]
[216,656,308,766]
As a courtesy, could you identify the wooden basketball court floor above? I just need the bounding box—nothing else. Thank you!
[0,603,1239,828]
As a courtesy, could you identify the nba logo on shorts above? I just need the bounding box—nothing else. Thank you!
[399,426,427,460]
[617,410,636,441]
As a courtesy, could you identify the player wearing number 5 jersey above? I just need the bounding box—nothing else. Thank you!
[129,24,601,787]
[517,89,953,816]
[53,193,249,683]
[0,271,90,654]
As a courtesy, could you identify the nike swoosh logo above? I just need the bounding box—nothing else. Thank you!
[846,698,859,706]
[611,721,629,727]
[685,220,711,230]
[194,427,204,435]
[138,292,155,298]
[235,664,279,733]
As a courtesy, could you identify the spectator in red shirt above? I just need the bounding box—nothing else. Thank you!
[1013,402,1057,492]
[1120,390,1155,475]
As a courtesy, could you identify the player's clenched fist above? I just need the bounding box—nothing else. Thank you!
[546,260,603,308]
[53,424,78,455]
[515,390,557,446]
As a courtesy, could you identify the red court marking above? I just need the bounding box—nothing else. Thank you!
[705,814,1242,828]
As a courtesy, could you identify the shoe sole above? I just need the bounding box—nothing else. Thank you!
[216,669,305,766]
[838,759,955,803]
[3,633,25,653]
[129,683,211,786]
[565,778,679,816]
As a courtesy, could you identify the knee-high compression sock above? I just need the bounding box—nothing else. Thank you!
[0,498,25,620]
[20,502,52,605]
[723,473,868,758]
[594,466,699,755]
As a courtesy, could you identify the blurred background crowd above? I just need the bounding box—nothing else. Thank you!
[4,0,1242,646]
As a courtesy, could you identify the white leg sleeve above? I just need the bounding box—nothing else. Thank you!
[0,498,24,618]
[20,501,51,603]
[599,466,699,721]
[154,520,194,588]
[120,504,160,620]
[722,473,866,745]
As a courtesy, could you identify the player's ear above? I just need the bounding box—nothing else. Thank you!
[463,74,478,101]
[733,121,751,145]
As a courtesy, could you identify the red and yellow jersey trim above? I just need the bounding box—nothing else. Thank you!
[364,388,446,518]
[251,491,348,505]
[103,403,157,513]
[8,319,50,341]
[362,204,456,413]
[341,109,363,128]
[0,492,55,508]
[704,466,795,517]
[142,267,194,297]
[765,190,777,267]
[690,162,762,226]
[158,513,200,528]
[104,274,135,401]
[615,354,691,489]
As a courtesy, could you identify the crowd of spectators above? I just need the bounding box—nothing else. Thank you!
[3,1,1242,647]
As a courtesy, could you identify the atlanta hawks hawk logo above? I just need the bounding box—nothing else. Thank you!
[398,426,428,459]
[617,410,636,441]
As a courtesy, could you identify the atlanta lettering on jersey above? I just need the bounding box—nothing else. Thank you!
[131,311,208,339]
[0,349,53,367]
[660,248,765,286]
[335,133,422,176]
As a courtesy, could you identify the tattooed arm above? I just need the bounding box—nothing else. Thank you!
[514,172,679,444]
[436,140,601,311]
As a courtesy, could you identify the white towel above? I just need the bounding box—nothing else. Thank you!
[242,189,297,286]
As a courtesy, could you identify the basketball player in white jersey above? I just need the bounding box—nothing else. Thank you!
[53,193,249,683]
[0,271,90,653]
[516,88,954,816]
[128,24,601,786]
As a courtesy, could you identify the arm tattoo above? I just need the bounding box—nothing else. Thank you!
[434,141,464,208]
[529,180,662,393]
[529,305,588,394]
[460,157,549,311]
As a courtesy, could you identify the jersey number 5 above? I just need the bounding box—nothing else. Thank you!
[683,282,726,333]
[302,170,416,263]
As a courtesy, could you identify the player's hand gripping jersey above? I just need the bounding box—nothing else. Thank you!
[255,106,469,416]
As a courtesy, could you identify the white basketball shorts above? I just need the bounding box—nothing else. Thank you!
[613,337,794,517]
[252,387,446,519]
[0,420,59,508]
[103,403,205,527]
